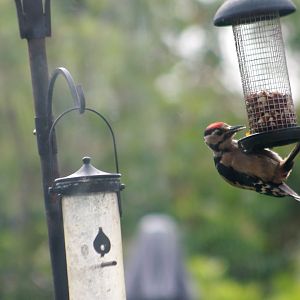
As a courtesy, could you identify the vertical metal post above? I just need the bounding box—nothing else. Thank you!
[14,1,69,299]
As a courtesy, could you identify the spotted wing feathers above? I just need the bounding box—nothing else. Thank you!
[214,157,300,200]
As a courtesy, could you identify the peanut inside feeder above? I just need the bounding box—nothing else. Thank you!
[233,13,297,134]
[246,91,296,134]
[214,0,300,152]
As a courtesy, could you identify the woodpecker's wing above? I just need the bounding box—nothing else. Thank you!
[214,156,259,191]
[253,148,283,162]
[220,147,283,184]
[215,156,300,200]
[215,156,286,197]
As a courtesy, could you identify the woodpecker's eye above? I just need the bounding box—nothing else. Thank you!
[214,129,223,135]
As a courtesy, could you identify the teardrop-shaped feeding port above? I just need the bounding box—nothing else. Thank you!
[93,227,111,257]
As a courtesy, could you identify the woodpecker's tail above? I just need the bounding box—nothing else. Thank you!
[280,183,300,202]
[282,143,300,173]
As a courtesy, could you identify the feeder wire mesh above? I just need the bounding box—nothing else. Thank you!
[233,12,297,134]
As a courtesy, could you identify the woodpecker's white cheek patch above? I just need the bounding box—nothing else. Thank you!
[205,135,220,145]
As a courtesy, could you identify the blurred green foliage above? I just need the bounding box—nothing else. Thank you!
[1,0,300,299]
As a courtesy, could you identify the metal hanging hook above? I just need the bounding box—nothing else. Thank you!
[48,107,120,175]
[47,67,86,117]
[46,67,120,183]
[48,106,123,217]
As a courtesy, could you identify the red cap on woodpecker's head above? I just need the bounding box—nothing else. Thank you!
[206,122,225,130]
[204,122,226,136]
[204,122,245,137]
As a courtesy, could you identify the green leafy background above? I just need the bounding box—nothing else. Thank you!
[1,0,300,299]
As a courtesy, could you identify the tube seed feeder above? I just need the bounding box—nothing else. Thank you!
[51,157,126,299]
[214,0,300,152]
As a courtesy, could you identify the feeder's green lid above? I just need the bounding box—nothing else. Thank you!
[214,0,296,26]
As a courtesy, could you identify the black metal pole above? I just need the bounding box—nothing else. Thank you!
[14,1,69,299]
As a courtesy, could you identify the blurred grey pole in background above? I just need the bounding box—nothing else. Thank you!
[125,214,196,300]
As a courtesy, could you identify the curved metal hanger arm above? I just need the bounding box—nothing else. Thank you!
[47,67,86,119]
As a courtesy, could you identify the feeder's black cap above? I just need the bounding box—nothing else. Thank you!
[51,157,123,196]
[214,0,296,26]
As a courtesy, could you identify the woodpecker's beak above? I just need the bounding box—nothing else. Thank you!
[228,125,246,135]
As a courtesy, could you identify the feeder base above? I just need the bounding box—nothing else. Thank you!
[238,127,300,153]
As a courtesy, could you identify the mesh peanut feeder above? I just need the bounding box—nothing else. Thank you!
[214,0,300,152]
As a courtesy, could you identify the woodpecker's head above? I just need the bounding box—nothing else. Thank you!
[204,122,245,152]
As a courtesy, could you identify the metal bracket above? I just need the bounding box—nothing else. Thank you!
[47,67,86,119]
[33,68,85,156]
[15,0,51,39]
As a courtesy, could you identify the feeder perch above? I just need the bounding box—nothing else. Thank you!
[214,0,300,152]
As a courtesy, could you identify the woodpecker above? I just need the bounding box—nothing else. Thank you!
[204,121,300,201]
